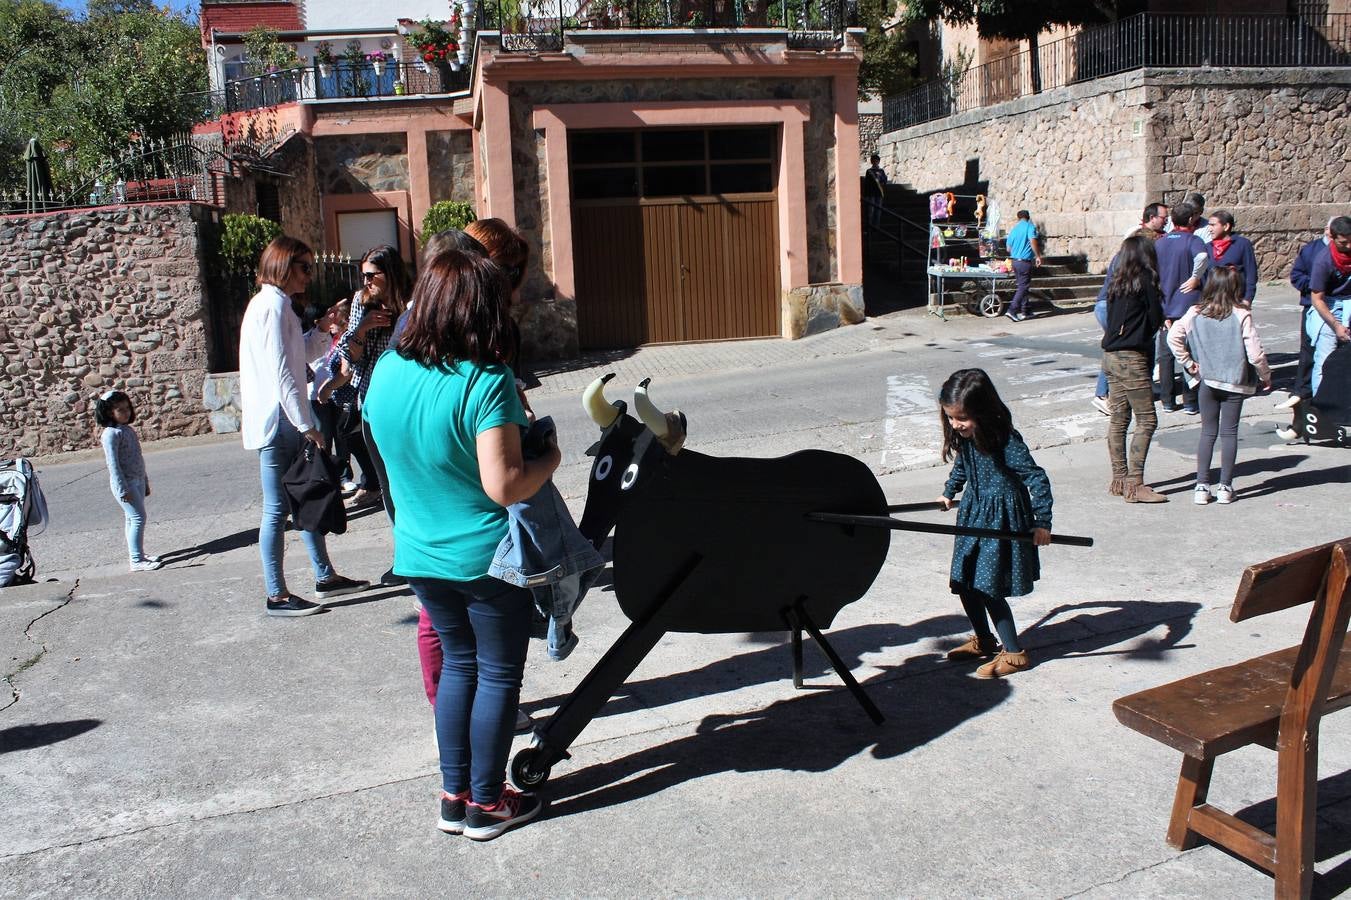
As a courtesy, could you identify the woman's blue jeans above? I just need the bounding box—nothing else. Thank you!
[1094,298,1109,397]
[408,575,533,805]
[257,416,334,598]
[115,476,149,563]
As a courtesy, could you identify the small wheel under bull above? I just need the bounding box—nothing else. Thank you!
[979,292,1005,318]
[511,746,552,789]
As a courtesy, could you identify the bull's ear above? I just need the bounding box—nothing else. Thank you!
[585,440,602,457]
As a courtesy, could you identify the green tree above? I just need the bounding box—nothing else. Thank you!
[0,0,75,187]
[857,0,917,99]
[0,0,206,193]
[900,0,1117,93]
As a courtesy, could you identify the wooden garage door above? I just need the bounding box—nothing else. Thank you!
[571,127,780,349]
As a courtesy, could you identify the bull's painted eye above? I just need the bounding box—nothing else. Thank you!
[594,455,613,480]
[620,462,640,490]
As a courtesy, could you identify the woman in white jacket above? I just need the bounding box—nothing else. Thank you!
[238,237,368,617]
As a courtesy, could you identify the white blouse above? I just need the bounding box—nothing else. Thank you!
[238,284,329,450]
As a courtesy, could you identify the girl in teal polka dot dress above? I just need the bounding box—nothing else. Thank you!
[934,369,1053,678]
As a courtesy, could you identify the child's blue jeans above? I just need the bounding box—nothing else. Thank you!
[115,476,149,563]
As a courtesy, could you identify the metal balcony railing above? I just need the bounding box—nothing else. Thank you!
[883,12,1351,132]
[187,59,472,118]
[478,0,853,51]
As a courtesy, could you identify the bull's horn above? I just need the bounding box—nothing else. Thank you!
[583,372,620,428]
[633,378,669,439]
[636,378,687,455]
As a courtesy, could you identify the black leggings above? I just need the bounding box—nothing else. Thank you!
[361,414,395,526]
[958,589,1022,653]
[1196,383,1245,487]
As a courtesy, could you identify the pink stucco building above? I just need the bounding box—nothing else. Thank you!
[196,0,868,357]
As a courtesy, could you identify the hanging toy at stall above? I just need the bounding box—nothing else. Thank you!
[930,224,945,249]
[929,192,948,221]
[975,194,987,228]
[945,191,956,219]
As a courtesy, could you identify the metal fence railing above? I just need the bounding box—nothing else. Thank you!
[186,59,473,119]
[479,0,852,51]
[206,254,363,373]
[0,134,223,215]
[883,13,1351,132]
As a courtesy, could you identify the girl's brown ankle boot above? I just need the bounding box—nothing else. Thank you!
[1123,476,1168,503]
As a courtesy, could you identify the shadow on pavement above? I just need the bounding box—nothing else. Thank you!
[1193,768,1351,899]
[537,600,1199,817]
[524,618,969,722]
[1020,600,1201,662]
[1239,459,1351,500]
[0,718,101,754]
[1153,453,1307,494]
[542,664,1011,820]
[157,528,257,565]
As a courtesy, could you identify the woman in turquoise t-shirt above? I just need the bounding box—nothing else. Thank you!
[365,251,560,842]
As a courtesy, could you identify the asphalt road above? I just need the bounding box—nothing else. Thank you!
[25,290,1305,581]
[8,288,1349,899]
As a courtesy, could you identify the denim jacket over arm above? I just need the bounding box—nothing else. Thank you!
[488,417,606,660]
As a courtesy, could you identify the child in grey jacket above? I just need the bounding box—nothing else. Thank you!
[95,390,161,571]
[1167,267,1271,505]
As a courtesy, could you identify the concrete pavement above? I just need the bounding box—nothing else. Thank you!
[5,285,1351,897]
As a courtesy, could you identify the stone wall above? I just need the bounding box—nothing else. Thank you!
[427,130,475,204]
[0,204,213,457]
[878,68,1351,276]
[1143,69,1351,278]
[314,133,410,194]
[878,70,1150,272]
[858,112,883,159]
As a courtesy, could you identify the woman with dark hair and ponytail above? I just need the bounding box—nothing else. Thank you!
[335,244,412,587]
[335,245,411,512]
[1100,234,1167,503]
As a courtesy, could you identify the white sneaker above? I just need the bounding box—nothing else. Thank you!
[1091,396,1110,416]
[1214,484,1235,504]
[1193,484,1212,505]
[1276,394,1303,410]
[130,559,163,572]
[1275,426,1299,441]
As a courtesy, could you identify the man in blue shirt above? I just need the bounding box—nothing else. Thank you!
[1154,202,1209,412]
[1283,219,1335,407]
[1005,210,1043,322]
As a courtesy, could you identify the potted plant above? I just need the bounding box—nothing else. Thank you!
[366,49,390,76]
[314,41,336,77]
[408,18,461,81]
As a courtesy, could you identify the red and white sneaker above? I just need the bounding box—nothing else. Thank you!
[463,786,542,841]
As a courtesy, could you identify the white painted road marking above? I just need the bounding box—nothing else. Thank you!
[882,374,941,470]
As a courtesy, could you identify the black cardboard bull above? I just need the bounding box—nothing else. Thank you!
[510,375,1091,789]
[511,376,892,788]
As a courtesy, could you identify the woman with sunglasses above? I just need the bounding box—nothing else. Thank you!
[238,236,369,616]
[335,245,412,519]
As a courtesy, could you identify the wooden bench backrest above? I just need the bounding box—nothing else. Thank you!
[1230,538,1351,622]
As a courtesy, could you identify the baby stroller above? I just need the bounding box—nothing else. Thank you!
[1290,343,1351,446]
[0,458,49,587]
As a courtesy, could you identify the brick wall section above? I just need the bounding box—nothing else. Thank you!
[0,204,213,456]
[878,68,1350,276]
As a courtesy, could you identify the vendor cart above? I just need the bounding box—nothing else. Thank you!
[927,265,1016,318]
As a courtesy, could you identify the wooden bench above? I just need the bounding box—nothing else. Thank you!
[1113,538,1351,899]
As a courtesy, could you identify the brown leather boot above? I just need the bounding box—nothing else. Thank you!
[1123,477,1168,503]
[1108,475,1125,496]
[946,634,999,661]
[976,649,1031,679]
